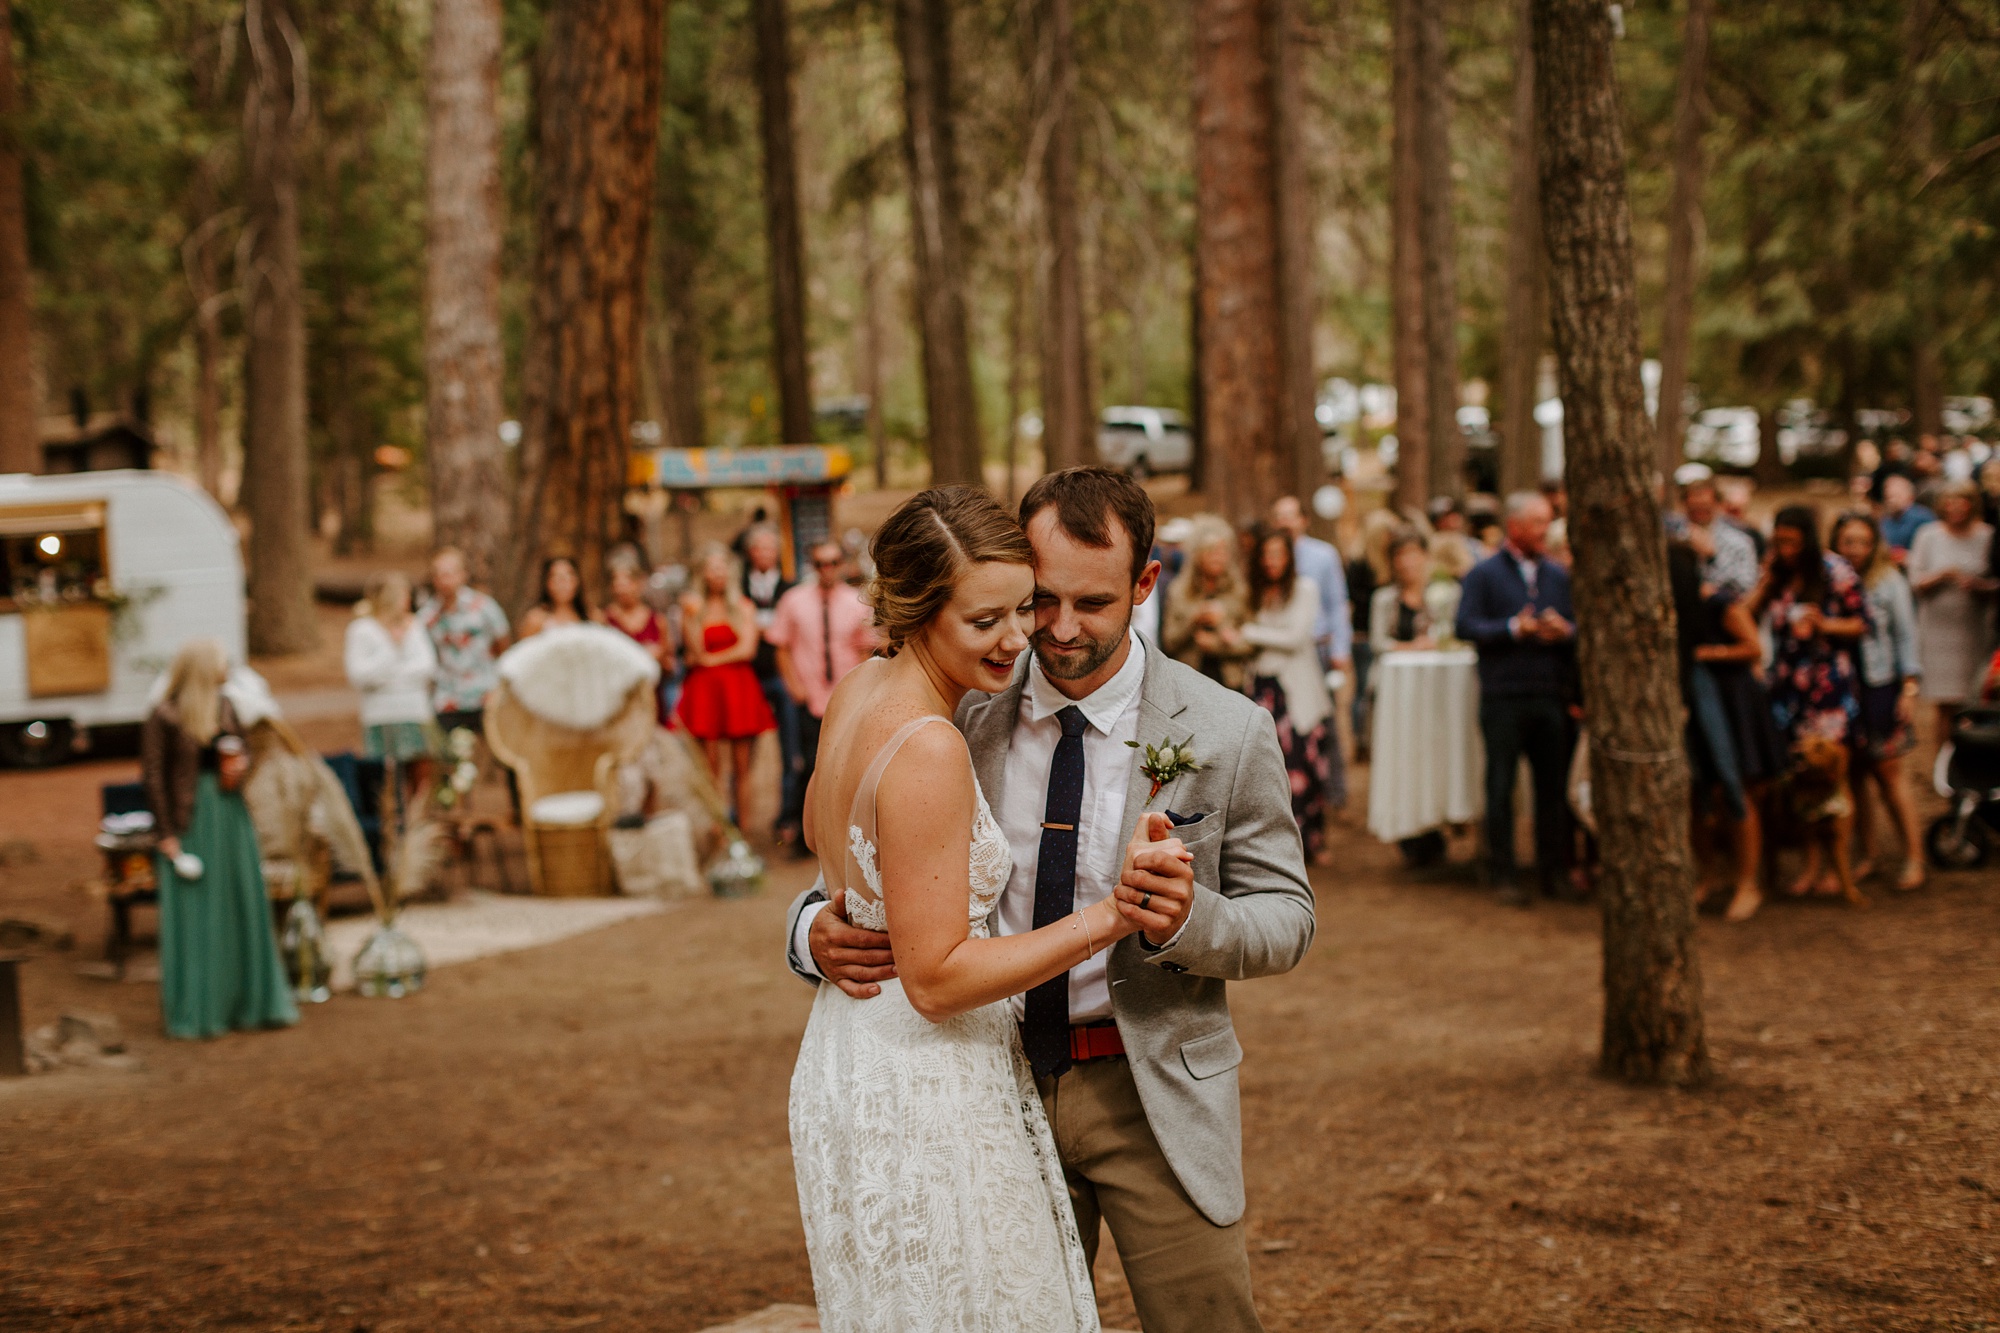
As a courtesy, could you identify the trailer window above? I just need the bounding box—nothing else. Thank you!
[0,513,108,611]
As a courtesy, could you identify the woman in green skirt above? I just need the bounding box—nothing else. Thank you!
[142,639,299,1040]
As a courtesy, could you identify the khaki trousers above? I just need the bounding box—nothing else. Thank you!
[1037,1057,1266,1333]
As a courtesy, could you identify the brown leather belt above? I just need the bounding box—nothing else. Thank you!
[1068,1020,1125,1062]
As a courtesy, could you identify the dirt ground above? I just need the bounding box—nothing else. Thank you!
[4,730,1999,1331]
[4,487,1999,1330]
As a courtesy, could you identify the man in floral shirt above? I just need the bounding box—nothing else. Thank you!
[419,547,511,735]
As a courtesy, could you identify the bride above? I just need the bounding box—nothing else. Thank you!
[790,487,1144,1331]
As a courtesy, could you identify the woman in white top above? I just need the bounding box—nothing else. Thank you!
[1243,523,1336,863]
[1908,480,1996,736]
[344,570,441,767]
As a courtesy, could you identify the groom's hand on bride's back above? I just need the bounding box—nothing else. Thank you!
[810,888,898,999]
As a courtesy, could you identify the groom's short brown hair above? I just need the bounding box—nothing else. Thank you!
[1018,466,1156,583]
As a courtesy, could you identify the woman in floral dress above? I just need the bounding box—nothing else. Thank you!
[1242,524,1337,863]
[1748,506,1871,746]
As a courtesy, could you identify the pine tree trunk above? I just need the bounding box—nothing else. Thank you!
[656,99,707,453]
[656,224,707,452]
[1035,0,1094,471]
[1654,0,1710,483]
[1498,0,1543,495]
[893,0,981,486]
[241,0,319,655]
[1418,0,1462,501]
[1005,250,1026,502]
[1389,0,1428,513]
[514,0,664,607]
[1187,240,1206,494]
[183,208,229,498]
[193,304,224,497]
[1903,0,1943,442]
[754,0,814,445]
[0,0,32,476]
[1271,0,1321,502]
[425,0,509,585]
[1534,0,1707,1087]
[1194,0,1286,528]
[858,198,888,487]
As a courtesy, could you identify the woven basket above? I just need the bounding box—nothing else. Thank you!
[533,823,609,897]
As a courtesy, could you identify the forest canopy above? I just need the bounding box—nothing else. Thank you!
[13,0,1999,529]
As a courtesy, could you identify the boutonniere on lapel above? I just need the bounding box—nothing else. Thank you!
[1127,735,1201,802]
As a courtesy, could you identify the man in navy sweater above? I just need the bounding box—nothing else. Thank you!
[1454,491,1578,906]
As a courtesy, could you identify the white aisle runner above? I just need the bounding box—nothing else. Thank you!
[322,891,667,990]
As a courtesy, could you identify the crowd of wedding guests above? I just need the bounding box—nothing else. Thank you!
[342,529,881,846]
[1154,445,2000,922]
[331,426,2000,905]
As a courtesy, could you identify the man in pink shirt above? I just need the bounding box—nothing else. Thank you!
[766,540,881,853]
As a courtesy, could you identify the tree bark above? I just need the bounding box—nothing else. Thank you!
[1034,0,1094,471]
[656,50,708,455]
[1903,0,1943,442]
[1498,0,1543,495]
[1187,239,1206,494]
[1912,338,1944,439]
[425,0,510,585]
[181,211,231,500]
[1417,0,1462,501]
[1654,0,1710,483]
[1534,0,1707,1087]
[655,221,706,452]
[857,197,888,486]
[754,0,814,445]
[241,0,319,655]
[893,0,981,486]
[1271,0,1320,501]
[1389,0,1428,512]
[1005,247,1026,502]
[514,0,664,608]
[1194,0,1286,528]
[0,0,35,476]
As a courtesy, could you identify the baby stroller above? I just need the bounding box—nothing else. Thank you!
[1927,705,2000,869]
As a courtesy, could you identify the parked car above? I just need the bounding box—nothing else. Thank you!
[1096,406,1192,478]
[1684,406,1761,471]
[1776,399,1848,473]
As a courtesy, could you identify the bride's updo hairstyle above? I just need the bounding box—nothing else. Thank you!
[869,485,1034,657]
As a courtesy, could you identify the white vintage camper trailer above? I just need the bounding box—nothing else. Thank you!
[0,470,244,765]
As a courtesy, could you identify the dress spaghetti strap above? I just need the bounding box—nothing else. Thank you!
[841,714,954,912]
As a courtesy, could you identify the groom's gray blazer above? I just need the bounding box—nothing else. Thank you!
[784,634,1315,1227]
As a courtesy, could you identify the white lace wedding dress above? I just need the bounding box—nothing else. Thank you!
[790,715,1099,1332]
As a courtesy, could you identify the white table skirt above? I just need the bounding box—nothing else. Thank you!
[1367,649,1485,843]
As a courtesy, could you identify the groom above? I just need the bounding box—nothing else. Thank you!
[785,467,1315,1333]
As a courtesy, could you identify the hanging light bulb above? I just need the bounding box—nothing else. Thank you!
[37,534,61,556]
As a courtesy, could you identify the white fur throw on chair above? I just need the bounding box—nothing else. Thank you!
[498,625,661,731]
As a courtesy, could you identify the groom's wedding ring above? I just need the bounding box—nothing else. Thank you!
[1139,891,1153,911]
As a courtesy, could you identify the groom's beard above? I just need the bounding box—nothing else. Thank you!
[1032,610,1130,682]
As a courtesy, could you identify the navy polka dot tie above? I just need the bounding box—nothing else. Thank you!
[1024,705,1089,1077]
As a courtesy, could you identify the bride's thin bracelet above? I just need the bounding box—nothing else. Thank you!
[1073,910,1097,959]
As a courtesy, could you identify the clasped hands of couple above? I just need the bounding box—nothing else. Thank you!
[810,811,1198,1000]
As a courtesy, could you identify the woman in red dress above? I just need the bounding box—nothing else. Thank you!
[677,544,776,823]
[597,547,675,725]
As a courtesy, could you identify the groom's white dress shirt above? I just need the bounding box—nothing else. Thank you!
[992,630,1145,1021]
[792,629,1184,1020]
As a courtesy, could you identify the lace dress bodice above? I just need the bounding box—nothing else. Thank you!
[844,792,1011,935]
[790,712,1098,1332]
